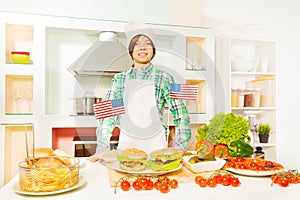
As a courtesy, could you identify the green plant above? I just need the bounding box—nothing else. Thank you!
[196,112,250,146]
[258,123,271,135]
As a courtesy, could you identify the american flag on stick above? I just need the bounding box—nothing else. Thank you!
[169,83,198,100]
[93,98,125,120]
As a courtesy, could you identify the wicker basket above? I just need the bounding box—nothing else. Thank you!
[18,157,79,192]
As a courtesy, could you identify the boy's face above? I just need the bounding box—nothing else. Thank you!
[132,35,154,66]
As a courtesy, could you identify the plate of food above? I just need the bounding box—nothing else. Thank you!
[94,149,122,162]
[13,176,86,196]
[223,157,284,177]
[108,147,183,175]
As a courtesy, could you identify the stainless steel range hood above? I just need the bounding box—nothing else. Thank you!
[68,31,132,76]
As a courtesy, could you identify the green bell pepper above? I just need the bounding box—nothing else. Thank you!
[228,140,254,157]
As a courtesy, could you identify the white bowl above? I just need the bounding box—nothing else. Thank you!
[182,155,226,173]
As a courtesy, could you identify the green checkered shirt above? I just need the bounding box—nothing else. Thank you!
[96,64,191,151]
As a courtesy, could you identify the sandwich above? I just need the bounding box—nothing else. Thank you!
[117,148,148,171]
[148,147,182,171]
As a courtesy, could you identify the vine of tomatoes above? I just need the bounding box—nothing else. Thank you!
[194,172,241,188]
[115,175,179,194]
[271,169,300,187]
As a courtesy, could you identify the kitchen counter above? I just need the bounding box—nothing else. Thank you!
[0,158,299,200]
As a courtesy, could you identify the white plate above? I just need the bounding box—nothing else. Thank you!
[225,168,284,177]
[109,161,182,175]
[183,155,226,173]
[13,176,86,196]
[94,150,122,162]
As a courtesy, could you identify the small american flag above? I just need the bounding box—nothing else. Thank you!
[93,98,125,120]
[169,83,198,100]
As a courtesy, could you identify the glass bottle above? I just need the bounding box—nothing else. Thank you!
[231,88,237,107]
[236,88,244,107]
[253,147,265,159]
[252,88,261,107]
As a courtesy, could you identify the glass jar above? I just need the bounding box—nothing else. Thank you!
[236,88,244,107]
[244,88,253,107]
[252,88,261,107]
[231,88,237,107]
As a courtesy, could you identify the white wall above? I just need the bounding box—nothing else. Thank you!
[0,0,299,168]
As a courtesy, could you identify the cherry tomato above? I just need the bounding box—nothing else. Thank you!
[120,180,131,191]
[132,180,142,191]
[249,162,258,168]
[226,162,236,168]
[221,175,231,186]
[278,178,289,187]
[138,177,148,188]
[194,175,204,184]
[206,178,217,187]
[237,164,248,170]
[230,177,240,187]
[214,174,223,184]
[145,179,154,190]
[235,157,245,162]
[265,161,274,166]
[256,165,265,171]
[159,183,169,193]
[169,179,178,189]
[271,174,280,184]
[198,178,207,187]
[289,176,298,184]
[154,180,162,190]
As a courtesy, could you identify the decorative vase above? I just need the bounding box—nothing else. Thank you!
[259,134,269,143]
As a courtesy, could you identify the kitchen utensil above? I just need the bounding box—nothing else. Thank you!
[75,92,102,115]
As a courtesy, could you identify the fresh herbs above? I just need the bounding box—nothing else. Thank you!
[196,113,251,146]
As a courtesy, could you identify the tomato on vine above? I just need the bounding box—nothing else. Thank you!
[120,180,131,191]
[169,179,178,189]
[159,183,169,193]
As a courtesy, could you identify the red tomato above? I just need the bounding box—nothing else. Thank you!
[120,180,131,191]
[235,157,245,162]
[132,180,142,191]
[194,175,204,184]
[278,178,289,187]
[230,177,240,187]
[138,177,148,188]
[169,179,178,189]
[206,178,217,187]
[249,162,258,168]
[221,175,231,186]
[159,183,169,193]
[237,164,248,170]
[213,174,223,184]
[198,178,207,187]
[145,179,154,190]
[289,176,299,184]
[226,162,236,168]
[154,180,162,190]
[256,165,265,171]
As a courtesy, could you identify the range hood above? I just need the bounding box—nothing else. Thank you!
[68,31,132,76]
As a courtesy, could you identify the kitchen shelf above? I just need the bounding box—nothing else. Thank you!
[216,35,277,161]
[5,75,33,115]
[5,24,34,64]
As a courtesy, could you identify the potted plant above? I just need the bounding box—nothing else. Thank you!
[258,123,271,143]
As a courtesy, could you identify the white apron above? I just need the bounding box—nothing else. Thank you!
[117,69,167,154]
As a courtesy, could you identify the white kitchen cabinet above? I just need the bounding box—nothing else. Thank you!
[216,35,277,160]
[0,11,215,186]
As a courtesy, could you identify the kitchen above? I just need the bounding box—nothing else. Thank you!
[0,0,300,199]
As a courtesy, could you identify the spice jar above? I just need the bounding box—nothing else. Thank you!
[252,88,261,107]
[236,88,244,107]
[244,88,253,107]
[231,88,237,107]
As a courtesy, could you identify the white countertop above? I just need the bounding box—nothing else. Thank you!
[0,158,299,200]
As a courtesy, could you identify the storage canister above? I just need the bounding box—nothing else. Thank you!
[231,88,237,107]
[252,88,261,107]
[244,88,253,107]
[250,78,275,107]
[236,88,244,107]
